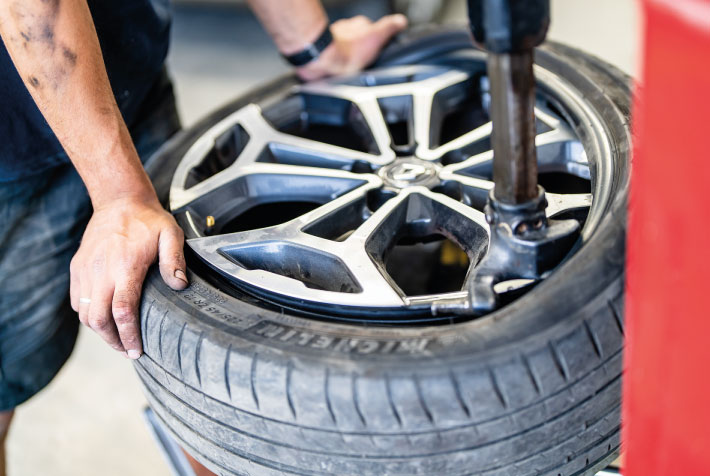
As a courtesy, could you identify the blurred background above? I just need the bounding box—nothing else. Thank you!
[6,1,638,474]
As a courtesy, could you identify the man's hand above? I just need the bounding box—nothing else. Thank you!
[0,0,186,358]
[296,14,408,81]
[70,197,188,359]
[245,0,408,81]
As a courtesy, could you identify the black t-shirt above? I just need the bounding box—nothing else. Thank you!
[0,0,171,181]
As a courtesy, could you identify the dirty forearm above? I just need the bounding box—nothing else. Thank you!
[0,0,155,208]
[245,0,328,55]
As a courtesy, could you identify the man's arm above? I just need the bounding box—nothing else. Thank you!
[0,0,404,361]
[0,0,187,359]
[245,0,408,80]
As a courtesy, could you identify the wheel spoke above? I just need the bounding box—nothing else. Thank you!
[422,189,490,268]
[169,105,265,207]
[188,235,375,304]
[268,133,392,168]
[346,190,411,245]
[418,105,586,171]
[291,180,381,245]
[536,127,590,178]
[170,104,390,211]
[298,68,471,160]
[169,139,263,211]
[440,169,495,191]
[188,181,375,252]
[346,187,490,249]
[253,101,393,168]
[339,247,405,304]
[535,106,564,129]
[411,70,473,153]
[352,96,395,159]
[296,83,395,158]
[436,120,586,178]
[545,192,592,217]
[347,188,489,289]
[441,150,494,175]
[297,68,469,102]
[171,162,374,215]
[186,226,292,258]
[423,188,489,231]
[418,121,493,161]
[412,90,436,153]
[344,187,491,302]
[188,237,405,308]
[185,181,406,306]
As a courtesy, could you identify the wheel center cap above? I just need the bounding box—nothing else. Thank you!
[379,158,440,189]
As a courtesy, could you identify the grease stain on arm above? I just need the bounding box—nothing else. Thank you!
[62,46,76,66]
[27,75,41,89]
[8,0,79,90]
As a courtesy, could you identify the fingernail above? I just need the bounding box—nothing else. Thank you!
[127,349,141,360]
[174,269,188,284]
[394,13,408,25]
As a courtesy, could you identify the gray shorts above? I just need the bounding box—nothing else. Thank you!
[0,72,181,410]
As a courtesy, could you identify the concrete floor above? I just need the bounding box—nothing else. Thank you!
[6,1,638,474]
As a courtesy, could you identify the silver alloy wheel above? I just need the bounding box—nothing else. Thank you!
[169,49,613,319]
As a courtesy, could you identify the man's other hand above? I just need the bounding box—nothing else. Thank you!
[70,197,188,359]
[297,14,408,81]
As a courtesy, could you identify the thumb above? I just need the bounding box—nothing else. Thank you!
[371,14,408,44]
[158,225,189,290]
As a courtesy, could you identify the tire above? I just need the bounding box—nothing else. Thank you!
[138,27,631,476]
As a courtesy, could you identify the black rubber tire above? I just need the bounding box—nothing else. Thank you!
[138,27,631,476]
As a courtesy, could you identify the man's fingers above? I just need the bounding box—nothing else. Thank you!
[88,282,124,352]
[77,268,92,327]
[346,14,407,71]
[113,275,145,359]
[372,14,408,44]
[69,257,81,313]
[158,225,188,291]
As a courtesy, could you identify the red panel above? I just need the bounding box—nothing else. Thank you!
[624,0,710,474]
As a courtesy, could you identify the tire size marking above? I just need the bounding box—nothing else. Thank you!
[184,282,227,304]
[251,321,432,355]
[177,284,259,329]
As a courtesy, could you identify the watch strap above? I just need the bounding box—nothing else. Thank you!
[283,25,334,67]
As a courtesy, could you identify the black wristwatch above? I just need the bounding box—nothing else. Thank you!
[282,25,334,67]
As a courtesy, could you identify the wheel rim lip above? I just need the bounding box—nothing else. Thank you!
[168,50,614,320]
